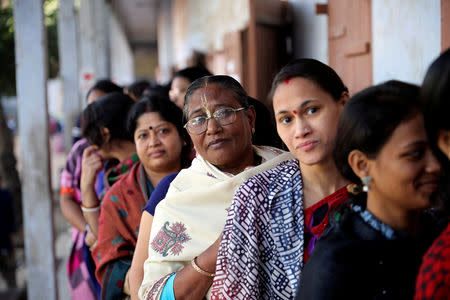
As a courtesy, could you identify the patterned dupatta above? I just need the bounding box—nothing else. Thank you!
[139,146,292,300]
[99,153,140,201]
[92,162,151,299]
[211,160,348,300]
[212,159,303,300]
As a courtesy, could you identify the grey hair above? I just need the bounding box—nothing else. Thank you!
[183,75,249,122]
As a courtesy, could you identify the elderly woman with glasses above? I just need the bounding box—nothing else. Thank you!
[136,75,291,299]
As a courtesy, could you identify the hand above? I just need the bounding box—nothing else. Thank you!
[80,145,103,193]
[85,226,97,247]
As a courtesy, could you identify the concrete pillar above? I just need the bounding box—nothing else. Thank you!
[79,0,96,95]
[58,0,81,150]
[93,0,111,78]
[13,0,57,299]
[79,0,111,96]
[157,0,174,84]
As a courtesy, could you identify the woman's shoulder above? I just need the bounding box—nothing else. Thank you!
[310,209,378,256]
[242,158,300,191]
[232,159,301,210]
[63,138,89,171]
[415,223,450,299]
[144,172,179,215]
[254,145,285,156]
[422,222,450,264]
[249,158,299,182]
[102,163,140,204]
[69,138,89,156]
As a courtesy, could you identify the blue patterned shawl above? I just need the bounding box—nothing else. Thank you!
[212,159,304,299]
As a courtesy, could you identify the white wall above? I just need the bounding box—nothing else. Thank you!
[109,11,135,86]
[288,0,328,63]
[171,0,250,68]
[372,0,441,85]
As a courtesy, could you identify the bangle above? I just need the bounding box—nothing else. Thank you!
[191,256,215,277]
[81,204,100,212]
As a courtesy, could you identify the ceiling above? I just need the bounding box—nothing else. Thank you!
[110,0,159,50]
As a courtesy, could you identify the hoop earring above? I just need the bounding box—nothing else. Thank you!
[361,176,372,192]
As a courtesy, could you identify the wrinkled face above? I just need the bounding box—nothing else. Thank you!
[134,112,183,174]
[185,83,255,172]
[273,77,345,165]
[169,76,191,109]
[367,114,441,213]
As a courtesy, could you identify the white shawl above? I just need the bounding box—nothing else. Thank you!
[139,146,293,299]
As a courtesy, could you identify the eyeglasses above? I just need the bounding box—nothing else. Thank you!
[184,107,247,135]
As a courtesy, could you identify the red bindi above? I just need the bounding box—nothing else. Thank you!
[292,110,297,114]
[285,78,290,84]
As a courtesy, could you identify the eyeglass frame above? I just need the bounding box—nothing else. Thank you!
[184,106,247,135]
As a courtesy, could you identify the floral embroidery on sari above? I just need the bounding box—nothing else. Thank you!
[151,221,191,257]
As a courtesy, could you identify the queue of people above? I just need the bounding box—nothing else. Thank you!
[59,49,450,300]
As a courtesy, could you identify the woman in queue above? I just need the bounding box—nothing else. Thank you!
[138,75,292,299]
[128,69,213,298]
[297,81,442,299]
[211,59,350,299]
[92,94,191,299]
[415,48,450,299]
[60,82,123,300]
[169,66,212,109]
[80,92,138,239]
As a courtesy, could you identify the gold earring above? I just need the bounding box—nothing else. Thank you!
[346,183,361,195]
[251,128,255,134]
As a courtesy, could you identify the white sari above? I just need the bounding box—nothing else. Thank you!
[139,146,293,299]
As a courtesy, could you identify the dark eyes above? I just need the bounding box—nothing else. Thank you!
[278,106,319,124]
[306,107,319,115]
[405,149,425,160]
[190,108,235,124]
[136,127,170,140]
[279,116,292,124]
[190,116,205,126]
[215,108,234,119]
[157,128,169,135]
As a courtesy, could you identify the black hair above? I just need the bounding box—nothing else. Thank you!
[270,58,348,101]
[81,92,135,147]
[85,79,123,101]
[421,48,450,216]
[144,84,170,98]
[247,97,283,148]
[127,80,151,100]
[421,48,450,148]
[173,66,212,84]
[333,80,420,186]
[127,93,192,168]
[183,75,249,121]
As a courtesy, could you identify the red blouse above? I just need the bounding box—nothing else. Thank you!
[415,222,450,300]
[303,186,348,262]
